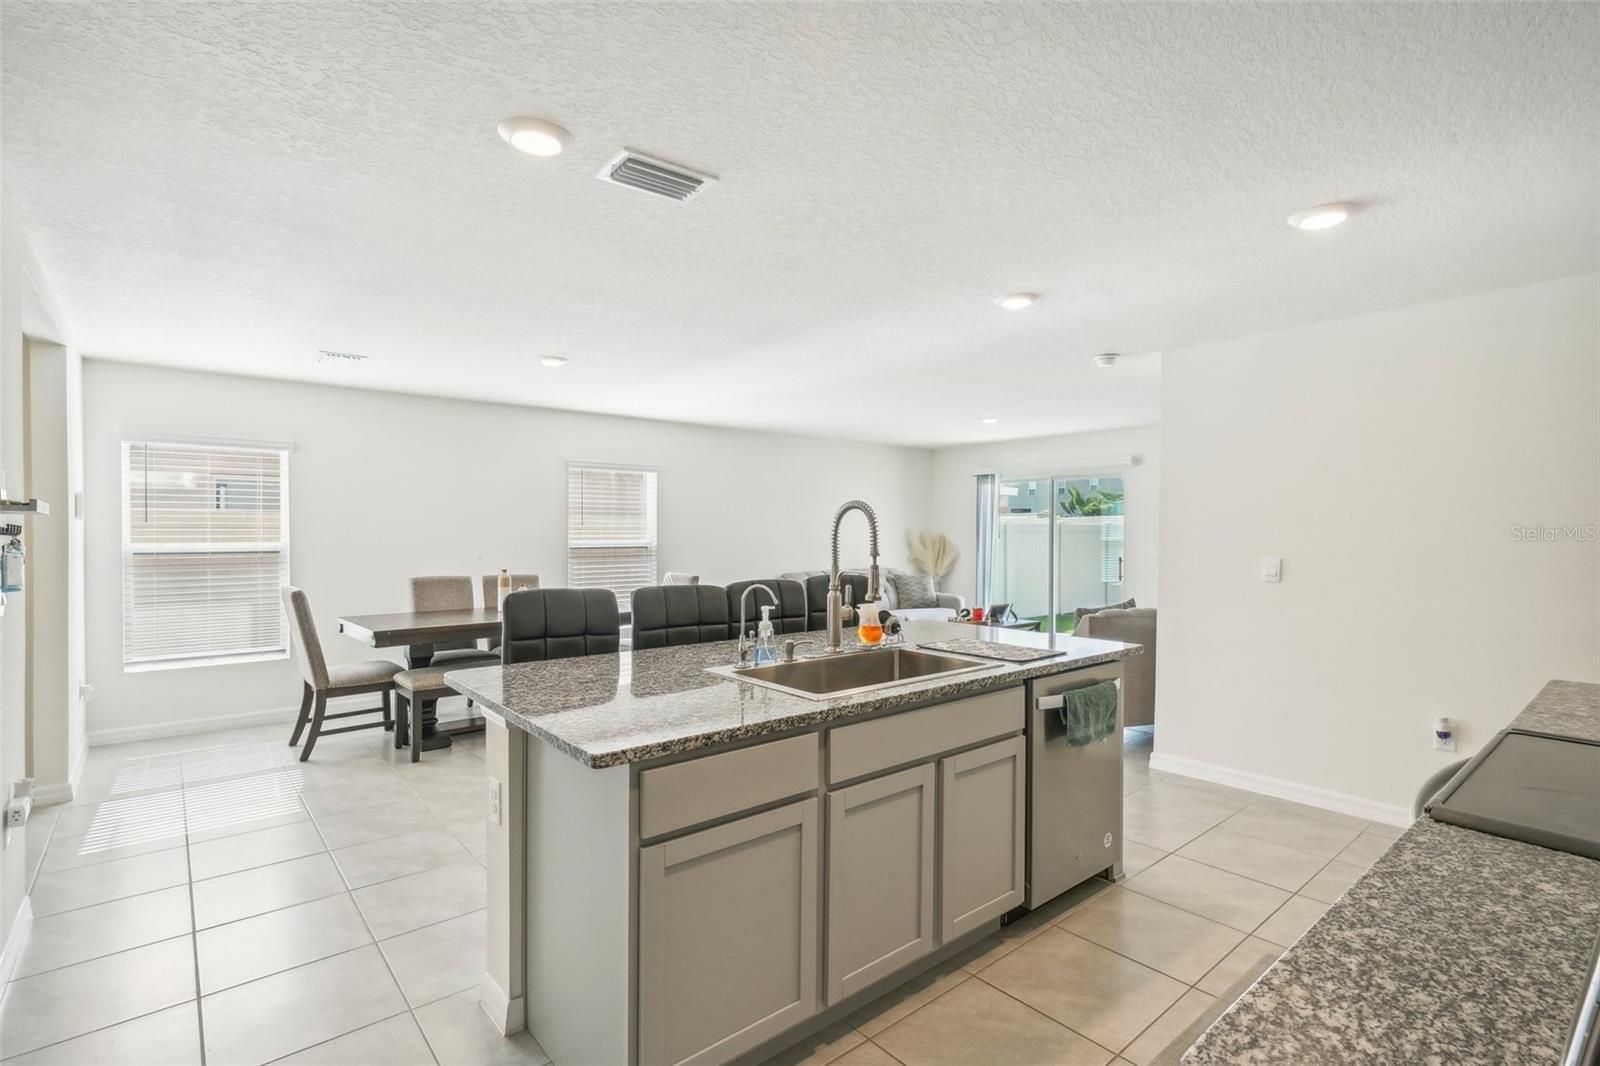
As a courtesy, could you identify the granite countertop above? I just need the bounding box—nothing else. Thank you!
[445,620,1138,768]
[1186,680,1600,1065]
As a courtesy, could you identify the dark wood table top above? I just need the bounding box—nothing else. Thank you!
[337,608,500,647]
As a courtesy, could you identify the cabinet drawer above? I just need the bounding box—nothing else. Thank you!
[828,687,1024,786]
[640,733,819,840]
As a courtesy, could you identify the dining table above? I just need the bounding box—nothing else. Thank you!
[336,602,634,750]
[337,607,502,750]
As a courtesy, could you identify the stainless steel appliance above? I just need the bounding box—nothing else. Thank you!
[1026,663,1124,907]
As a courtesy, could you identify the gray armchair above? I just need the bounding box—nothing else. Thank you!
[1075,607,1156,729]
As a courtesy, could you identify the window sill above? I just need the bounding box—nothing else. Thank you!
[124,650,289,674]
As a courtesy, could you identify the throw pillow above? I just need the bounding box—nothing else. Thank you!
[890,571,939,610]
[1074,597,1136,625]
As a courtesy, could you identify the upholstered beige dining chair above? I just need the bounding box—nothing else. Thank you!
[282,587,401,761]
[480,573,539,652]
[409,576,501,669]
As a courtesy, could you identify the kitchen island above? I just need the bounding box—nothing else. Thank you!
[447,620,1140,1066]
[1184,680,1600,1065]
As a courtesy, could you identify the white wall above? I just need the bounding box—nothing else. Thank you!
[928,426,1161,608]
[1154,274,1600,820]
[82,361,933,740]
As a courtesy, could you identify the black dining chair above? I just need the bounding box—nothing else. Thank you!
[500,588,621,663]
[631,584,729,649]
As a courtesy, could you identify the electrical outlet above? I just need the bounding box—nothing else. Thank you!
[487,777,502,826]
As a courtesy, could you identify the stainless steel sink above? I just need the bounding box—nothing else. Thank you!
[707,646,997,700]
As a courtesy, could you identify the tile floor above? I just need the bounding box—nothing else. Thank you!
[3,724,1401,1066]
[4,720,544,1066]
[765,729,1403,1066]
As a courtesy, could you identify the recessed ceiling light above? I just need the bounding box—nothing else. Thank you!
[996,293,1037,310]
[980,416,998,425]
[497,117,570,157]
[540,355,569,368]
[1095,353,1118,368]
[1287,202,1358,231]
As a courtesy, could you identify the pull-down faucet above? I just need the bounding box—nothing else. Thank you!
[826,500,881,653]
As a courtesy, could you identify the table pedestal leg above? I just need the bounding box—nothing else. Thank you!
[406,643,454,751]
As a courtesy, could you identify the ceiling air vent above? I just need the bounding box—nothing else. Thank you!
[317,349,366,365]
[596,150,716,202]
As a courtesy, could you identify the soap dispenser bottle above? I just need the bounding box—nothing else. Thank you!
[754,606,778,665]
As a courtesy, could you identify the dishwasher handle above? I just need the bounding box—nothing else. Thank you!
[1036,694,1064,712]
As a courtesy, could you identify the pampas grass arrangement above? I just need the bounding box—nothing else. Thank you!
[907,531,958,580]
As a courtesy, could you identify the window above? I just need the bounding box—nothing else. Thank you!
[567,463,658,609]
[122,440,291,669]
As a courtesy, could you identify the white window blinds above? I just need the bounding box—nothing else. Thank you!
[567,464,658,608]
[122,440,291,669]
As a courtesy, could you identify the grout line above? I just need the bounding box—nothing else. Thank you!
[0,999,201,1063]
[182,791,208,1066]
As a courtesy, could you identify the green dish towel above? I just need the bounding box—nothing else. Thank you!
[1060,681,1119,746]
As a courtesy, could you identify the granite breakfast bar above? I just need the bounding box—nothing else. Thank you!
[446,620,1140,1066]
[1184,680,1600,1065]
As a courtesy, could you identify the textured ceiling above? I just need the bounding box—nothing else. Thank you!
[3,2,1596,447]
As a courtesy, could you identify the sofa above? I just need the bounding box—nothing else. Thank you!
[1074,606,1155,728]
[782,569,965,627]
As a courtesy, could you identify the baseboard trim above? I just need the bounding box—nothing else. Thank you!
[479,974,525,1035]
[0,898,34,988]
[30,738,90,807]
[88,705,296,746]
[1148,751,1412,827]
[33,782,73,806]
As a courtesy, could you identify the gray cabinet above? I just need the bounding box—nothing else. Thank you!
[939,735,1026,941]
[825,762,936,1003]
[639,798,819,1066]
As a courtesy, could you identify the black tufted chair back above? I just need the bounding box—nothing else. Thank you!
[802,573,870,632]
[501,588,621,663]
[630,584,730,649]
[724,579,808,640]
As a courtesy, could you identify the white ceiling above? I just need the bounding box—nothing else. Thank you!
[3,2,1596,447]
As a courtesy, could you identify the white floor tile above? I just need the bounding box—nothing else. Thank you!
[188,820,327,881]
[352,862,486,940]
[0,1002,201,1065]
[271,1013,434,1065]
[192,853,348,930]
[414,988,550,1066]
[379,909,485,1008]
[313,800,442,850]
[39,828,186,876]
[0,938,196,1058]
[332,828,475,889]
[201,945,407,1066]
[197,894,373,994]
[30,849,191,918]
[16,886,193,978]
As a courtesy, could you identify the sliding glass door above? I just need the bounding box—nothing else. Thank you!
[981,474,1126,636]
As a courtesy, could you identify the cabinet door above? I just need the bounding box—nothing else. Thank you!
[826,762,936,1003]
[940,735,1026,941]
[639,798,819,1066]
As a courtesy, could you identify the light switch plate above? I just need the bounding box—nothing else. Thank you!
[1259,556,1283,583]
[487,777,502,825]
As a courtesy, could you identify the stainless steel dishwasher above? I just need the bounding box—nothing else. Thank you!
[1026,663,1125,907]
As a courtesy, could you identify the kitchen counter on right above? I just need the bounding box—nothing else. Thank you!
[1185,680,1600,1065]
